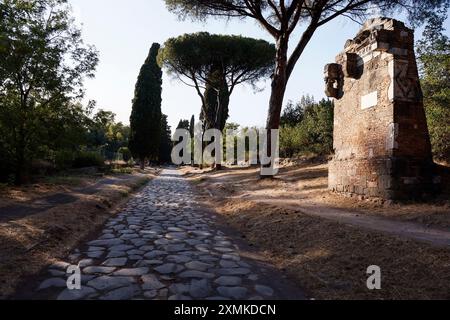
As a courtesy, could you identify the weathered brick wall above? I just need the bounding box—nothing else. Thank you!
[326,18,437,200]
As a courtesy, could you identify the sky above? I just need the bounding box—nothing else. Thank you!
[70,0,450,131]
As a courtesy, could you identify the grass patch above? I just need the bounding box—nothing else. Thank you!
[112,168,134,175]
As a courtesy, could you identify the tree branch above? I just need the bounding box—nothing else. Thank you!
[318,0,371,27]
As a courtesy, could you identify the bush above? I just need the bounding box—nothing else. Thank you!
[118,147,132,162]
[426,104,450,162]
[280,97,334,157]
[31,159,55,175]
[0,142,13,182]
[72,152,105,168]
[0,155,13,183]
[55,150,76,170]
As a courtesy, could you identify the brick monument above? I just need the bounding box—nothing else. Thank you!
[325,18,438,200]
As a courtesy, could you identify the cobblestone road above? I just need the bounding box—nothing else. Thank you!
[33,169,303,300]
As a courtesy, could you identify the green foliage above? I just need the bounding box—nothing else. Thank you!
[158,32,275,91]
[72,151,105,169]
[129,43,163,163]
[87,108,116,148]
[0,0,98,184]
[280,97,334,157]
[165,1,449,30]
[177,119,190,130]
[112,167,134,175]
[54,150,76,170]
[0,97,130,180]
[224,122,240,132]
[159,32,275,131]
[280,95,315,127]
[201,64,230,131]
[417,11,450,162]
[118,147,132,162]
[164,1,450,162]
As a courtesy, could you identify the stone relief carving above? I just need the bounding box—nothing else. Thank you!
[324,63,344,99]
[392,60,422,101]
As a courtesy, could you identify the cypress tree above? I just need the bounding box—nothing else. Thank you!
[189,115,195,165]
[189,115,195,139]
[129,43,162,169]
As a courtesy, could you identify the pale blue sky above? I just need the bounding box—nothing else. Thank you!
[70,0,449,130]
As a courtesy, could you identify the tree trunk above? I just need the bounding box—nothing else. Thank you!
[261,37,288,178]
[14,159,28,186]
[14,129,29,185]
[140,158,145,170]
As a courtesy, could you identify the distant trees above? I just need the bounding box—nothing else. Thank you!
[86,108,130,161]
[175,116,197,165]
[0,0,99,184]
[159,32,275,169]
[165,0,449,176]
[417,12,450,162]
[280,95,315,127]
[87,109,116,151]
[129,43,163,169]
[177,119,190,130]
[280,96,334,158]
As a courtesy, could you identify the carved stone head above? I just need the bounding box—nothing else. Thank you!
[324,63,344,99]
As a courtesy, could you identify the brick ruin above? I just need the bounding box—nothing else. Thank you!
[325,18,439,200]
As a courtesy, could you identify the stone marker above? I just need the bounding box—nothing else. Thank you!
[325,18,439,200]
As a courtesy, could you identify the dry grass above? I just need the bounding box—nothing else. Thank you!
[185,163,450,300]
[0,170,157,299]
[184,162,450,229]
[208,199,450,300]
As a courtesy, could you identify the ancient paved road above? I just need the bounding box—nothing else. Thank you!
[33,168,303,300]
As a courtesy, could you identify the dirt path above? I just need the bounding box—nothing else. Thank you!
[185,165,450,299]
[253,199,450,248]
[191,164,449,248]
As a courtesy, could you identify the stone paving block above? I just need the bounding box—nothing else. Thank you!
[36,169,281,301]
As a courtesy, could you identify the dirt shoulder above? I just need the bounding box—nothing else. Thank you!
[183,161,450,229]
[0,168,158,299]
[183,164,450,299]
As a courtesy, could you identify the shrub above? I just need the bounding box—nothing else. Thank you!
[31,159,55,175]
[118,147,132,162]
[72,152,105,168]
[0,144,13,182]
[55,150,76,170]
[280,97,334,157]
[426,104,450,162]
